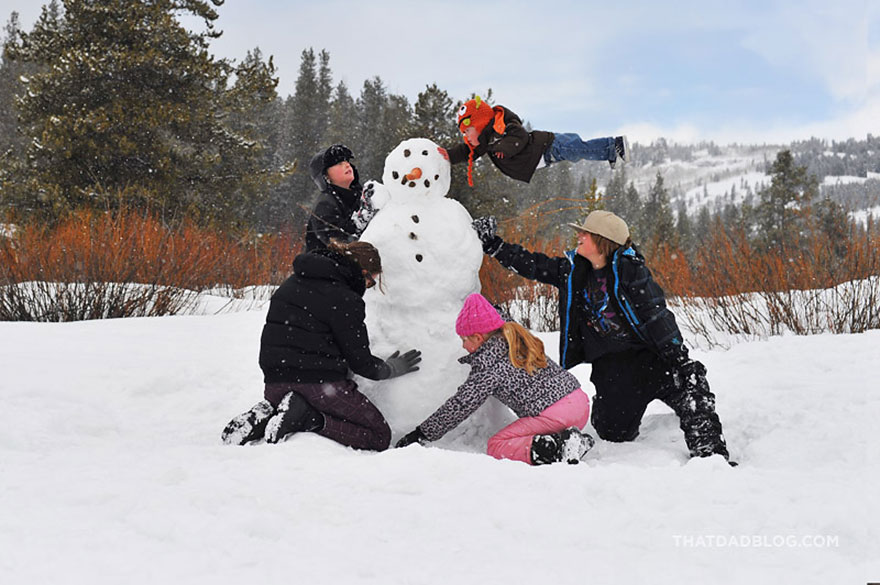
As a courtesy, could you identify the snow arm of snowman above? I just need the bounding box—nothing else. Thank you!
[352,180,391,234]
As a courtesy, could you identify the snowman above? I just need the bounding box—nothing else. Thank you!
[357,138,515,450]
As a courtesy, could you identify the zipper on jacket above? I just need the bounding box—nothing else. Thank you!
[561,250,576,366]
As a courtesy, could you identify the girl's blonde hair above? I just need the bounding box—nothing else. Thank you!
[495,321,547,375]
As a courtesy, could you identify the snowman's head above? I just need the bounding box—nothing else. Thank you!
[382,138,451,199]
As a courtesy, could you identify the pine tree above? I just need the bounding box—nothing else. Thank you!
[0,11,27,156]
[353,76,390,180]
[756,149,819,253]
[623,181,642,231]
[640,171,676,247]
[3,0,279,223]
[411,83,457,147]
[676,200,694,253]
[325,80,356,146]
[582,177,604,212]
[603,167,628,215]
[812,197,851,258]
[695,205,713,242]
[286,48,330,209]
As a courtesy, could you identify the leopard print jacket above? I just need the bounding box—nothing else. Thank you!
[419,335,581,441]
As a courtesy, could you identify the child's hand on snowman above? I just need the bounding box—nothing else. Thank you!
[384,349,422,379]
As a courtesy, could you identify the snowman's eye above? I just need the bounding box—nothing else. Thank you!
[422,150,428,156]
[392,171,399,179]
[404,149,411,157]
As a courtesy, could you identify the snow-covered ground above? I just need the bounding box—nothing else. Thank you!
[2,296,878,584]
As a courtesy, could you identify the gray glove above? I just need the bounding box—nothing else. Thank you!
[472,216,497,245]
[385,349,422,379]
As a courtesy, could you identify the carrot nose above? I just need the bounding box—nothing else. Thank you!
[405,168,422,181]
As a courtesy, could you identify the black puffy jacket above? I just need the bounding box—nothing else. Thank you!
[259,248,390,383]
[305,150,364,251]
[486,237,687,369]
[446,105,554,183]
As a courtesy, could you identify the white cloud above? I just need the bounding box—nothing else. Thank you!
[739,1,869,103]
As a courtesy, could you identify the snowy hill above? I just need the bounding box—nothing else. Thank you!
[2,297,877,584]
[614,140,880,223]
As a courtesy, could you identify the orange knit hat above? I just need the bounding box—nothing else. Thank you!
[457,96,496,135]
[456,96,506,187]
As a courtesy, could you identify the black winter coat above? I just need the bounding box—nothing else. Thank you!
[485,236,687,369]
[305,152,364,252]
[259,248,391,384]
[446,105,554,183]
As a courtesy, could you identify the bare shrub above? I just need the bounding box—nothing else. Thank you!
[0,208,301,321]
[656,223,880,346]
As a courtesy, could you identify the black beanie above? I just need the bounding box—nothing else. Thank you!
[322,144,354,171]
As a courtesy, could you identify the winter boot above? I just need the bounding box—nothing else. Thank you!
[221,400,275,445]
[265,391,324,444]
[531,428,596,465]
[609,135,630,169]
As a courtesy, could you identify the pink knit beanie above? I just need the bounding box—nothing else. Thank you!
[455,293,505,337]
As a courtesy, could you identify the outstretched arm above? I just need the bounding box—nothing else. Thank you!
[472,217,569,287]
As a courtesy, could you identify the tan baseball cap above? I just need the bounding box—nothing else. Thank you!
[568,210,630,245]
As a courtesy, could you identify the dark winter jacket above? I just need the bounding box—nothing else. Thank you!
[259,248,391,384]
[484,236,687,369]
[446,105,554,183]
[305,151,364,251]
[418,335,581,441]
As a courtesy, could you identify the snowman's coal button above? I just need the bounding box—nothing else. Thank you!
[434,174,439,180]
[411,215,419,223]
[409,232,418,240]
[415,254,423,262]
[408,181,416,187]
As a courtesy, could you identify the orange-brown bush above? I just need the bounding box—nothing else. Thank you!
[478,208,571,331]
[0,208,302,321]
[640,224,880,344]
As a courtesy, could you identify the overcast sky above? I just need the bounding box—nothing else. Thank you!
[2,0,877,145]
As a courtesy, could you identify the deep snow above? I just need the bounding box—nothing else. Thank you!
[1,296,878,584]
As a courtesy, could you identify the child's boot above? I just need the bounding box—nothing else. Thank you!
[265,391,324,444]
[531,428,595,465]
[221,400,275,445]
[610,136,629,169]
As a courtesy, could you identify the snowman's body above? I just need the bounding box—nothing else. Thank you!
[357,138,514,448]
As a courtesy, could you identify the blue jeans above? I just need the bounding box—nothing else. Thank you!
[545,133,615,165]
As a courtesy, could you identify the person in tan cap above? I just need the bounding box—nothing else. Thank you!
[470,211,734,464]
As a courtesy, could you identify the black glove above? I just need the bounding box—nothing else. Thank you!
[472,216,497,244]
[395,427,428,448]
[672,358,707,390]
[385,349,422,379]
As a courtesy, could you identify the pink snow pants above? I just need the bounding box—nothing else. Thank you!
[487,390,591,465]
